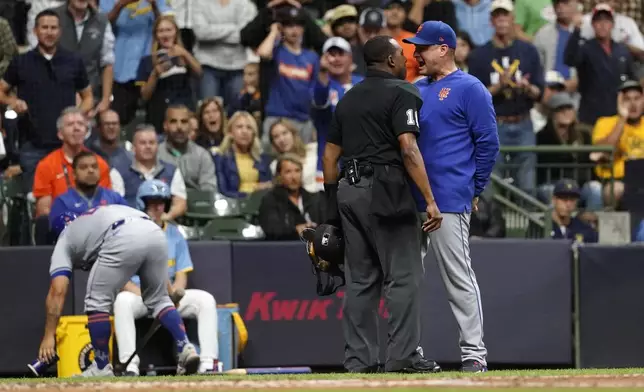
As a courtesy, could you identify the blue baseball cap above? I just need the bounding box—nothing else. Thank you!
[553,179,581,198]
[402,21,457,49]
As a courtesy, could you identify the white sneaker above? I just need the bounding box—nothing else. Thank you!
[176,343,200,375]
[198,359,223,374]
[74,362,115,377]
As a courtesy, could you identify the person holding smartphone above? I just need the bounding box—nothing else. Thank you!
[136,15,202,135]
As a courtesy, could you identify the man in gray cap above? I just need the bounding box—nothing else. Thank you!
[358,7,386,44]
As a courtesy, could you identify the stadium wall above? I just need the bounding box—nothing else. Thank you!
[1,239,636,373]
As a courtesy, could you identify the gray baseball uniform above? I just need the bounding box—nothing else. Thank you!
[420,213,487,365]
[50,204,174,316]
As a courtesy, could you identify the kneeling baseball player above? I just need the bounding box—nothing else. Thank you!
[114,180,220,376]
[38,204,201,377]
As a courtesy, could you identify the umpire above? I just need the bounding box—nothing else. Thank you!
[322,36,443,374]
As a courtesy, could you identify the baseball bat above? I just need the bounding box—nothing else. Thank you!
[27,354,59,377]
[116,289,185,376]
[224,367,312,375]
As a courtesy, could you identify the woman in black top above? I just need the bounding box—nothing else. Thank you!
[136,15,202,135]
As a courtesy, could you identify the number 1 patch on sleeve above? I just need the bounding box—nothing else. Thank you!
[406,109,419,126]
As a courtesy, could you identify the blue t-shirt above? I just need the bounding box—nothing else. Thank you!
[413,70,500,213]
[264,44,320,122]
[130,223,193,286]
[453,0,494,46]
[99,0,171,83]
[311,74,364,171]
[49,187,128,226]
[554,26,572,80]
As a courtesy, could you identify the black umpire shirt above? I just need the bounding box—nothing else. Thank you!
[327,69,423,166]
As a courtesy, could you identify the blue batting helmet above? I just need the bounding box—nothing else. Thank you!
[136,179,172,211]
[51,211,78,239]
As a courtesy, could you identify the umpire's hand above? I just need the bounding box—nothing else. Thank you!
[422,200,443,233]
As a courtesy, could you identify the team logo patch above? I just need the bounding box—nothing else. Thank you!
[438,87,451,101]
[78,343,94,371]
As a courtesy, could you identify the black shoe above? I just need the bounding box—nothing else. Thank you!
[461,360,487,373]
[394,358,442,374]
[124,370,139,377]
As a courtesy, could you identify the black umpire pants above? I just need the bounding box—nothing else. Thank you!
[337,175,424,372]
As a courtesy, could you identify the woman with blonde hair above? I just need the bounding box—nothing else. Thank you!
[136,15,202,134]
[195,97,227,152]
[214,111,272,198]
[268,118,319,193]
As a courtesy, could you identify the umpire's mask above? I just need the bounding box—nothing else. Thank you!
[301,224,346,296]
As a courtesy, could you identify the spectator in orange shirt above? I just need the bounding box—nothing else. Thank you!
[384,0,420,82]
[33,107,112,221]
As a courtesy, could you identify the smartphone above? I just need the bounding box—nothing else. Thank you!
[156,49,171,64]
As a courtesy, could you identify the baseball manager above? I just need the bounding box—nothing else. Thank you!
[404,21,500,373]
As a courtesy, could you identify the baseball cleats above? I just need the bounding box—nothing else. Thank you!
[395,358,442,373]
[461,360,487,373]
[176,343,200,375]
[74,362,115,377]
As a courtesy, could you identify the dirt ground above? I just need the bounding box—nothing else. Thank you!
[5,374,644,392]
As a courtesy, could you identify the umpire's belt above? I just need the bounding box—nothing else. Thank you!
[344,164,374,180]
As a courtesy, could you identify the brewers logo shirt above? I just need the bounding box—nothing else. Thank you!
[264,43,320,122]
[467,39,544,117]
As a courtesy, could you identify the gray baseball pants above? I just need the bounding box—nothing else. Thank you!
[84,218,174,316]
[421,212,487,365]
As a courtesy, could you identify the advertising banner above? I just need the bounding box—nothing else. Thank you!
[233,239,574,367]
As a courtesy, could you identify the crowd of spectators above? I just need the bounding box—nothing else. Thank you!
[0,0,643,246]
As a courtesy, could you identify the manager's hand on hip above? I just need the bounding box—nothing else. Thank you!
[422,201,442,233]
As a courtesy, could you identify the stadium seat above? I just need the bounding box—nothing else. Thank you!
[200,218,265,241]
[185,190,241,219]
[1,176,29,245]
[239,189,270,217]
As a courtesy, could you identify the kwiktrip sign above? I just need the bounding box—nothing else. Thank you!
[243,291,390,321]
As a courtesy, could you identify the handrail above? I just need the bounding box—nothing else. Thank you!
[490,173,550,210]
[498,144,618,208]
[500,145,615,153]
[490,173,552,238]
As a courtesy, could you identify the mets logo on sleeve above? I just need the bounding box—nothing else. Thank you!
[438,88,451,101]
